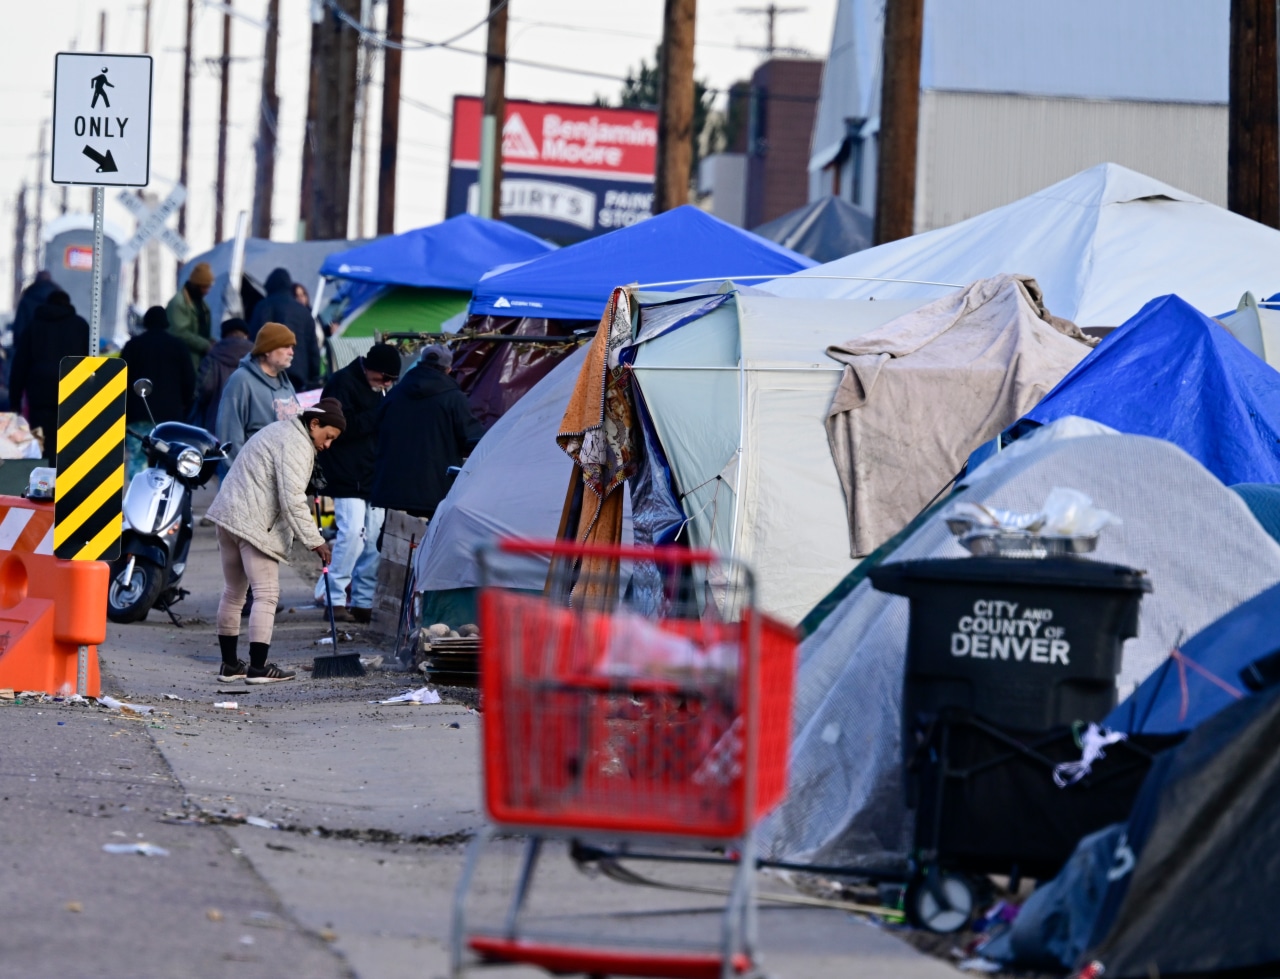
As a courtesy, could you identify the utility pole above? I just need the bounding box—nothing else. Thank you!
[478,0,508,220]
[143,0,152,55]
[377,0,403,234]
[873,0,924,244]
[33,123,46,263]
[98,10,107,49]
[252,0,280,239]
[654,0,697,213]
[178,0,194,238]
[353,0,376,238]
[737,4,805,58]
[1229,0,1280,227]
[299,19,320,239]
[214,0,232,242]
[13,185,27,308]
[310,0,360,240]
[134,0,152,306]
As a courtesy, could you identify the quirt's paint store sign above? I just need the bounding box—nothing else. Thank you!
[950,600,1071,665]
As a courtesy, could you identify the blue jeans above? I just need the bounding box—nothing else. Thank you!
[315,497,383,609]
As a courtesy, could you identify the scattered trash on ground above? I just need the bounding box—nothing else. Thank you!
[374,687,442,706]
[206,908,224,922]
[0,689,13,700]
[316,631,354,645]
[102,842,169,857]
[163,694,185,701]
[97,696,156,716]
[360,655,383,669]
[64,901,82,913]
[244,815,279,830]
[213,701,239,710]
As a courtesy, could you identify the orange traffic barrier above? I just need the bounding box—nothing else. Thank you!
[0,494,108,696]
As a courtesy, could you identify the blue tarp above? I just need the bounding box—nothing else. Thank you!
[319,214,555,291]
[468,205,816,321]
[1106,581,1280,734]
[1020,294,1280,486]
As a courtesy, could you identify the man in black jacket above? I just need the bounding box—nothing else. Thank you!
[121,306,197,480]
[192,318,253,431]
[313,343,400,622]
[248,268,322,392]
[9,290,90,462]
[371,344,482,520]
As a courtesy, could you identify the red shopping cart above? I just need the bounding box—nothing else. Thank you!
[450,539,797,979]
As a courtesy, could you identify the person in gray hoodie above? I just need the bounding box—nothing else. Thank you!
[216,322,300,465]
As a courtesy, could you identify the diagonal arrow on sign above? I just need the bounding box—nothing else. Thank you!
[82,145,118,173]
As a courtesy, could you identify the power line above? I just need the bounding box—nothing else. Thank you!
[321,0,508,51]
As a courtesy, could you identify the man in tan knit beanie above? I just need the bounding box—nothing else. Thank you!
[215,322,299,466]
[167,260,215,370]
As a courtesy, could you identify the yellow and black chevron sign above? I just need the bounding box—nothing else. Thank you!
[54,356,127,561]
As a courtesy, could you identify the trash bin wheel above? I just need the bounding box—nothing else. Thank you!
[904,870,976,933]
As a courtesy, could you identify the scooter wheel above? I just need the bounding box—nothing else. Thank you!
[904,870,976,933]
[107,556,167,623]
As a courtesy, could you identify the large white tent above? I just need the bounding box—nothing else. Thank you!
[417,290,921,624]
[766,164,1280,327]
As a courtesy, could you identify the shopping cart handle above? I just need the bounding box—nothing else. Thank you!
[492,537,718,565]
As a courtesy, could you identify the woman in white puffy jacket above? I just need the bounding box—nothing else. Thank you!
[206,398,345,683]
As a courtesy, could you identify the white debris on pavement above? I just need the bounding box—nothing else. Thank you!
[102,842,170,857]
[375,687,442,706]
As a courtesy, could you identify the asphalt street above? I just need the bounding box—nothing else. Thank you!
[1,492,960,979]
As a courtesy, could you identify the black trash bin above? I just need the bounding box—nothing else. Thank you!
[869,556,1151,744]
[868,555,1156,923]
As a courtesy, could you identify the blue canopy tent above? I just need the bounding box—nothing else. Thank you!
[456,205,815,429]
[993,294,1280,486]
[1106,582,1280,735]
[323,214,555,340]
[468,205,816,320]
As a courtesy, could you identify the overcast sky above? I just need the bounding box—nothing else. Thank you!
[0,0,836,315]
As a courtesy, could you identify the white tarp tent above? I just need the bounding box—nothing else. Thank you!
[767,164,1280,327]
[417,289,923,624]
[1218,292,1280,368]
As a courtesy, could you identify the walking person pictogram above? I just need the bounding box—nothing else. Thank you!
[90,68,113,109]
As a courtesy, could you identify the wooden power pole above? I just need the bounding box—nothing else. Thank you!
[376,0,404,235]
[12,184,27,308]
[478,0,508,219]
[1229,0,1280,227]
[873,0,924,244]
[252,0,280,239]
[310,0,360,240]
[299,19,321,239]
[178,0,194,237]
[214,0,232,242]
[654,0,697,214]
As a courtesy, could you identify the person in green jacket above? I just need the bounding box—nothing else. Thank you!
[166,261,215,370]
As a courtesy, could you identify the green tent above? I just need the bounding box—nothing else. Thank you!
[338,286,470,338]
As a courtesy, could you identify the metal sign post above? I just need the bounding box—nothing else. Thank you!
[90,187,104,353]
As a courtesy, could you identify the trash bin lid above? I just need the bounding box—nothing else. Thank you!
[869,556,1151,594]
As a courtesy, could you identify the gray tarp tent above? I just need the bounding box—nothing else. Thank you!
[763,424,1280,870]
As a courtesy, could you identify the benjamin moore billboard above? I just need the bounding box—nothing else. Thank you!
[446,96,657,244]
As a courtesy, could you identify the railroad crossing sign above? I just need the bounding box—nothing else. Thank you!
[53,357,126,561]
[51,53,152,187]
[118,186,190,262]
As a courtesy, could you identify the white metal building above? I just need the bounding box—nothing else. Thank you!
[810,0,1230,232]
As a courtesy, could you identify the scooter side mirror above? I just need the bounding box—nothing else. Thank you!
[133,378,154,398]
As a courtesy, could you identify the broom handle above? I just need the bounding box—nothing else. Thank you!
[322,567,340,656]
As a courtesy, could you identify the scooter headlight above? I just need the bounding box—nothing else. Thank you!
[176,447,203,479]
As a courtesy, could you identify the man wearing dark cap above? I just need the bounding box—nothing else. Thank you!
[312,342,400,622]
[167,261,215,371]
[9,289,90,462]
[192,318,253,433]
[248,268,323,392]
[120,306,197,480]
[372,343,482,521]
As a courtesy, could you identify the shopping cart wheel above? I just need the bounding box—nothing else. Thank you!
[904,869,975,933]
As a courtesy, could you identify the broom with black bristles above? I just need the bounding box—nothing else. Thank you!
[312,566,365,678]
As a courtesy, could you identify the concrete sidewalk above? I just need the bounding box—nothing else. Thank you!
[77,510,960,979]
